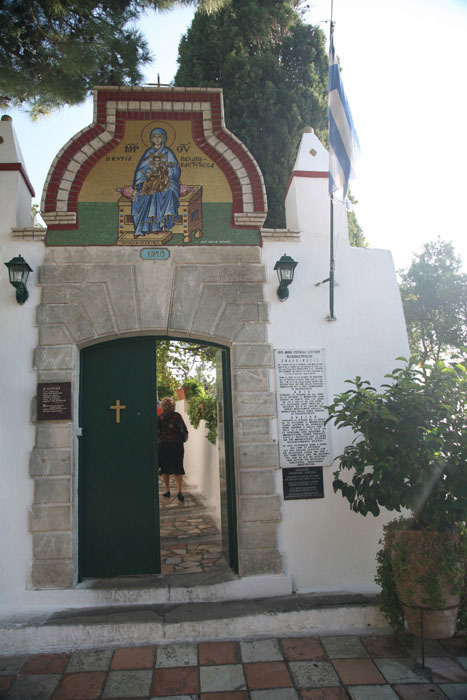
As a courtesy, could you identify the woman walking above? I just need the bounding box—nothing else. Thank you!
[157,396,188,502]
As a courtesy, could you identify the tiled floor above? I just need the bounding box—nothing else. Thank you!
[1,634,466,699]
[158,479,226,576]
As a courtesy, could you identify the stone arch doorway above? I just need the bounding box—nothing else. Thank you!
[31,246,282,590]
[78,336,238,580]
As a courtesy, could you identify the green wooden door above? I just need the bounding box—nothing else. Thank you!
[79,338,160,578]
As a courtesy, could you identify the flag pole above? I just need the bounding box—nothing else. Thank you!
[328,3,336,321]
[327,0,359,321]
[329,196,335,320]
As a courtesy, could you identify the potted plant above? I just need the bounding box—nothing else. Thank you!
[326,357,467,638]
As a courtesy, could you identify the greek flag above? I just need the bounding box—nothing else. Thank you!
[328,33,360,202]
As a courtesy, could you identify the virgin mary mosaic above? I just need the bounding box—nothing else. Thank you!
[131,127,181,235]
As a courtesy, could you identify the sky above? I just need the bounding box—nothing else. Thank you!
[4,0,467,273]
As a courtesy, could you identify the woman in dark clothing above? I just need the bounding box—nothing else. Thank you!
[157,396,188,502]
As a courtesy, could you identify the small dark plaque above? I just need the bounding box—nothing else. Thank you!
[37,382,72,421]
[282,466,324,500]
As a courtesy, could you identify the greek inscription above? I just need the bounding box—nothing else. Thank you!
[105,155,133,162]
[180,155,214,168]
[275,349,331,469]
[37,382,72,421]
[283,466,324,500]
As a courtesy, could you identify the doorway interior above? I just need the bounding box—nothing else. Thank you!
[78,336,238,582]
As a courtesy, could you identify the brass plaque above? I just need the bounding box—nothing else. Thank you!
[37,382,72,421]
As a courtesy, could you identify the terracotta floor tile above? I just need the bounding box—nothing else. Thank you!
[393,683,447,699]
[374,657,431,684]
[200,693,249,700]
[5,673,61,699]
[438,683,467,699]
[244,661,293,689]
[151,666,199,696]
[240,639,282,663]
[405,639,451,658]
[101,668,152,697]
[360,635,406,658]
[52,671,106,699]
[332,658,385,685]
[0,675,15,694]
[300,689,350,699]
[199,641,241,665]
[422,656,467,683]
[438,637,467,655]
[0,655,29,675]
[290,660,340,688]
[281,637,327,661]
[200,664,246,693]
[321,637,368,659]
[23,652,71,674]
[110,646,155,670]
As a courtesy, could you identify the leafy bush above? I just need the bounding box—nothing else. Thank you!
[183,378,218,445]
[326,357,467,531]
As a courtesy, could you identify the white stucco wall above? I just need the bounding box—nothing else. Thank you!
[175,399,221,526]
[0,120,410,616]
[261,131,409,594]
[0,117,46,614]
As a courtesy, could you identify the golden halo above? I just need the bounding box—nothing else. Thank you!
[140,121,176,149]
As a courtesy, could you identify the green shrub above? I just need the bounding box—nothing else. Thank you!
[183,378,218,445]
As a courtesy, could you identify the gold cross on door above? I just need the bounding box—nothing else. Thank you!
[110,399,126,423]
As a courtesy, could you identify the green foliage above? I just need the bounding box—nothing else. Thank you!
[399,239,467,364]
[156,341,178,398]
[182,376,204,398]
[374,522,407,641]
[327,357,467,531]
[156,341,217,442]
[347,193,367,248]
[156,340,216,388]
[0,1,149,117]
[0,0,226,116]
[175,0,328,228]
[185,377,218,443]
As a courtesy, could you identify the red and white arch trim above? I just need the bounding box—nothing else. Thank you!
[41,86,267,232]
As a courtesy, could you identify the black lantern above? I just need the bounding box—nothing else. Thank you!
[5,254,33,304]
[273,254,298,301]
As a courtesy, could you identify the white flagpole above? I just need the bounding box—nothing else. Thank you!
[329,1,336,321]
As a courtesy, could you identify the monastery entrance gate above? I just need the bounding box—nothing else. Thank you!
[30,245,282,589]
[29,87,283,591]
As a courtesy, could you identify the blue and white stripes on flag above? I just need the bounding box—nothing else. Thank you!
[328,33,360,203]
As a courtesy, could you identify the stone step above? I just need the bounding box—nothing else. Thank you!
[0,590,388,655]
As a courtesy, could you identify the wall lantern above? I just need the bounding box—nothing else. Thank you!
[273,254,298,301]
[4,254,33,304]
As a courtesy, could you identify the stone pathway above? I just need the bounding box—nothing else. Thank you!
[158,479,226,576]
[1,634,467,698]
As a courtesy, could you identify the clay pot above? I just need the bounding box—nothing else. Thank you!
[401,601,460,639]
[391,529,462,639]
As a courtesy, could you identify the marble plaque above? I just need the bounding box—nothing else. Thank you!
[275,349,331,468]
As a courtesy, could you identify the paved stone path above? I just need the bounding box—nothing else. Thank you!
[1,634,467,699]
[158,480,226,576]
